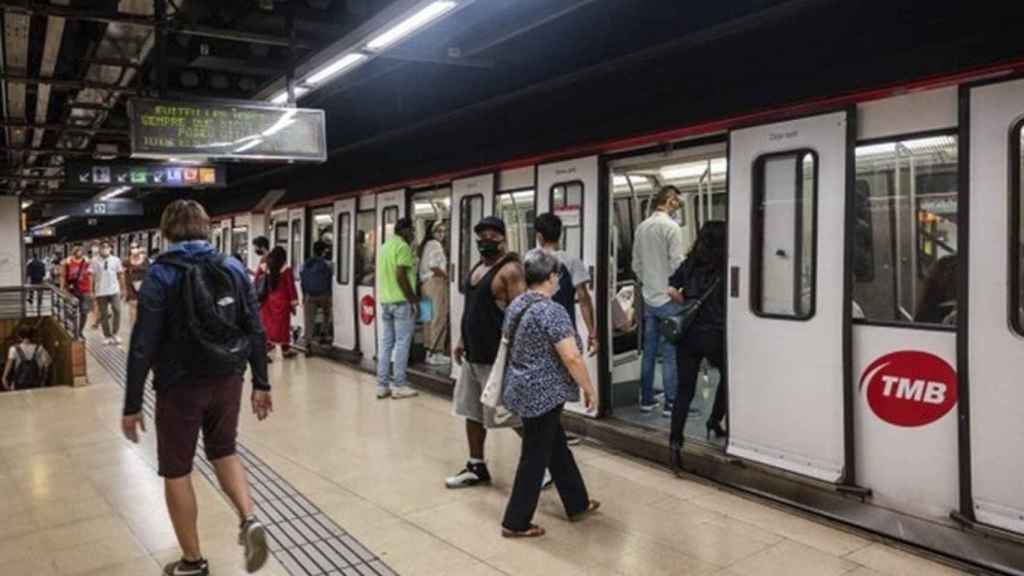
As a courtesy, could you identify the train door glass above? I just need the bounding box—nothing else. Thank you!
[853,134,958,325]
[1016,125,1024,333]
[606,149,728,443]
[550,183,583,259]
[313,208,334,258]
[212,226,224,254]
[458,195,485,287]
[495,189,535,255]
[356,211,377,286]
[410,187,452,372]
[273,221,288,251]
[338,214,351,285]
[232,226,250,265]
[381,206,398,242]
[290,219,304,270]
[309,207,334,344]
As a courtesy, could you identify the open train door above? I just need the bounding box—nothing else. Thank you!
[334,197,357,352]
[449,174,494,380]
[964,78,1024,534]
[727,111,850,482]
[288,207,307,344]
[537,156,599,417]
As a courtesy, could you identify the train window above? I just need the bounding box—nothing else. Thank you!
[356,211,376,286]
[1011,123,1024,335]
[381,206,398,242]
[459,194,484,291]
[752,151,817,319]
[494,189,535,255]
[232,225,249,266]
[290,218,304,270]
[337,213,351,285]
[853,134,958,326]
[313,208,334,261]
[273,221,288,251]
[550,182,584,259]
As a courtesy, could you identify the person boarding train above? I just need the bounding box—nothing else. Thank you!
[534,212,597,354]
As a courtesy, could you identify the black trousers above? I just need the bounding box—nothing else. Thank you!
[669,328,726,446]
[502,405,589,532]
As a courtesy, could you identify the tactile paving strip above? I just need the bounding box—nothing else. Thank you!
[88,339,398,576]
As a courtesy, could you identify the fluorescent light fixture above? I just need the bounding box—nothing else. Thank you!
[32,215,68,230]
[100,186,131,201]
[612,175,651,187]
[270,86,310,105]
[366,1,457,51]
[856,135,957,158]
[235,139,263,153]
[660,158,727,180]
[306,53,368,85]
[21,200,32,210]
[262,109,298,137]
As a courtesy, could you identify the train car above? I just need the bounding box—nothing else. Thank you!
[67,69,1024,573]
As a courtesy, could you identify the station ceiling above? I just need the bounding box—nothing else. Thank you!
[3,0,1023,240]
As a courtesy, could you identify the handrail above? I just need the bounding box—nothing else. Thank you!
[0,284,82,339]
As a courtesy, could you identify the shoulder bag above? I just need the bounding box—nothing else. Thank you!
[480,298,542,410]
[659,277,720,344]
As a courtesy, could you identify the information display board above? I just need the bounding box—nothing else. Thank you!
[128,99,327,162]
[65,161,227,188]
[43,199,144,218]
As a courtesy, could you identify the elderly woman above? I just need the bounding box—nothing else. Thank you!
[500,248,600,538]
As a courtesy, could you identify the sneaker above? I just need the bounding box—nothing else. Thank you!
[639,400,659,413]
[239,517,269,573]
[542,469,553,490]
[446,461,492,489]
[114,336,123,345]
[163,558,209,576]
[391,387,419,400]
[376,389,392,400]
[426,353,450,366]
[663,403,674,418]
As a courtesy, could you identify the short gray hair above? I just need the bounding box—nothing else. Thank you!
[523,248,560,287]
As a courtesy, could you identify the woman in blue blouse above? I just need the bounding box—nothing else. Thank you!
[501,249,599,538]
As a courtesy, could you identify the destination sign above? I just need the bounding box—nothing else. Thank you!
[43,199,144,218]
[65,161,227,188]
[128,99,327,162]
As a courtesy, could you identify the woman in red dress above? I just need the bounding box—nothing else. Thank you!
[257,247,298,359]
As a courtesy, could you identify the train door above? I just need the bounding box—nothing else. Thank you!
[375,190,406,365]
[450,174,494,380]
[606,143,728,438]
[356,195,378,366]
[232,214,253,270]
[212,222,225,254]
[309,206,334,346]
[334,198,357,352]
[220,220,232,256]
[965,78,1024,534]
[408,186,452,375]
[727,111,849,482]
[288,208,307,344]
[537,157,599,416]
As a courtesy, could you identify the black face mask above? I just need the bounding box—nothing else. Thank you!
[477,239,501,259]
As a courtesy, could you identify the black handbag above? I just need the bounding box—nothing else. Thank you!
[659,277,720,344]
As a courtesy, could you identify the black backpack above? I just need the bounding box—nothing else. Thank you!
[10,345,44,389]
[161,253,252,377]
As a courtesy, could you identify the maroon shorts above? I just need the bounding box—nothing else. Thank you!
[155,375,244,478]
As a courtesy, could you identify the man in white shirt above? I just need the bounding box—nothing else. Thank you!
[632,186,686,416]
[92,241,126,345]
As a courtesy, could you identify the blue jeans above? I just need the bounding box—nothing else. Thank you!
[377,302,416,392]
[641,301,682,405]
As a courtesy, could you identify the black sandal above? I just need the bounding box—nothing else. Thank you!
[501,524,546,538]
[569,499,601,522]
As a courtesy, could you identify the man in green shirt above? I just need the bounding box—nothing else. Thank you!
[376,217,420,400]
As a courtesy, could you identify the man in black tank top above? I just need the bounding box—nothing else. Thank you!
[446,217,527,489]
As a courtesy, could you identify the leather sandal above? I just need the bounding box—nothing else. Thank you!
[569,499,601,522]
[501,524,546,538]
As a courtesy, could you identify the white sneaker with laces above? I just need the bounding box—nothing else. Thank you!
[391,387,419,400]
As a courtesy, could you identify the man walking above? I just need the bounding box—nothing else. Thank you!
[447,216,527,488]
[26,253,46,304]
[92,241,125,345]
[61,245,93,335]
[534,212,597,353]
[375,217,420,400]
[300,240,334,347]
[632,186,686,417]
[121,200,273,576]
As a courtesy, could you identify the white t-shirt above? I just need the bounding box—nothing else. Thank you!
[553,249,590,288]
[91,255,123,297]
[418,239,447,282]
[8,343,51,369]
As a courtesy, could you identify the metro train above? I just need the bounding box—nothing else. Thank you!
[40,68,1024,574]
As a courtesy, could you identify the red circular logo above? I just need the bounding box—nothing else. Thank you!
[360,294,376,325]
[859,351,957,427]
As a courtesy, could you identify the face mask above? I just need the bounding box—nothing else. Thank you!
[477,239,501,258]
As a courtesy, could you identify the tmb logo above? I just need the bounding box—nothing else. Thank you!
[859,351,957,427]
[360,294,376,326]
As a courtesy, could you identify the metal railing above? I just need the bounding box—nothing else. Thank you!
[0,284,82,339]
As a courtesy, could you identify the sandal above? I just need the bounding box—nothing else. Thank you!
[501,524,546,538]
[569,499,601,522]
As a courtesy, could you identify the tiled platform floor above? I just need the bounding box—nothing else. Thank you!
[0,328,971,575]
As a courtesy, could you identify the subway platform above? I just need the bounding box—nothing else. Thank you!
[0,332,969,576]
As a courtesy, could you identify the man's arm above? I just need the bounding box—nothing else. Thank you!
[576,284,598,353]
[667,222,686,271]
[499,261,526,305]
[124,274,165,416]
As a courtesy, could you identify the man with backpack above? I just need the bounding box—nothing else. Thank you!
[2,325,50,391]
[300,240,333,347]
[120,200,273,576]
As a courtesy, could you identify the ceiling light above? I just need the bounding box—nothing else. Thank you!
[262,109,298,137]
[235,139,263,153]
[366,1,457,51]
[270,86,310,105]
[660,158,727,180]
[32,215,68,230]
[100,186,131,201]
[613,175,650,187]
[21,200,32,210]
[306,53,368,85]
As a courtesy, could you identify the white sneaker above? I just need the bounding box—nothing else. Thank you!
[391,387,419,400]
[426,353,449,366]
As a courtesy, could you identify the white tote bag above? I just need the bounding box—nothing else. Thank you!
[481,299,541,410]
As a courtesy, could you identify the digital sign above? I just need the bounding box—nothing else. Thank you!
[65,161,227,188]
[43,199,144,218]
[128,99,327,162]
